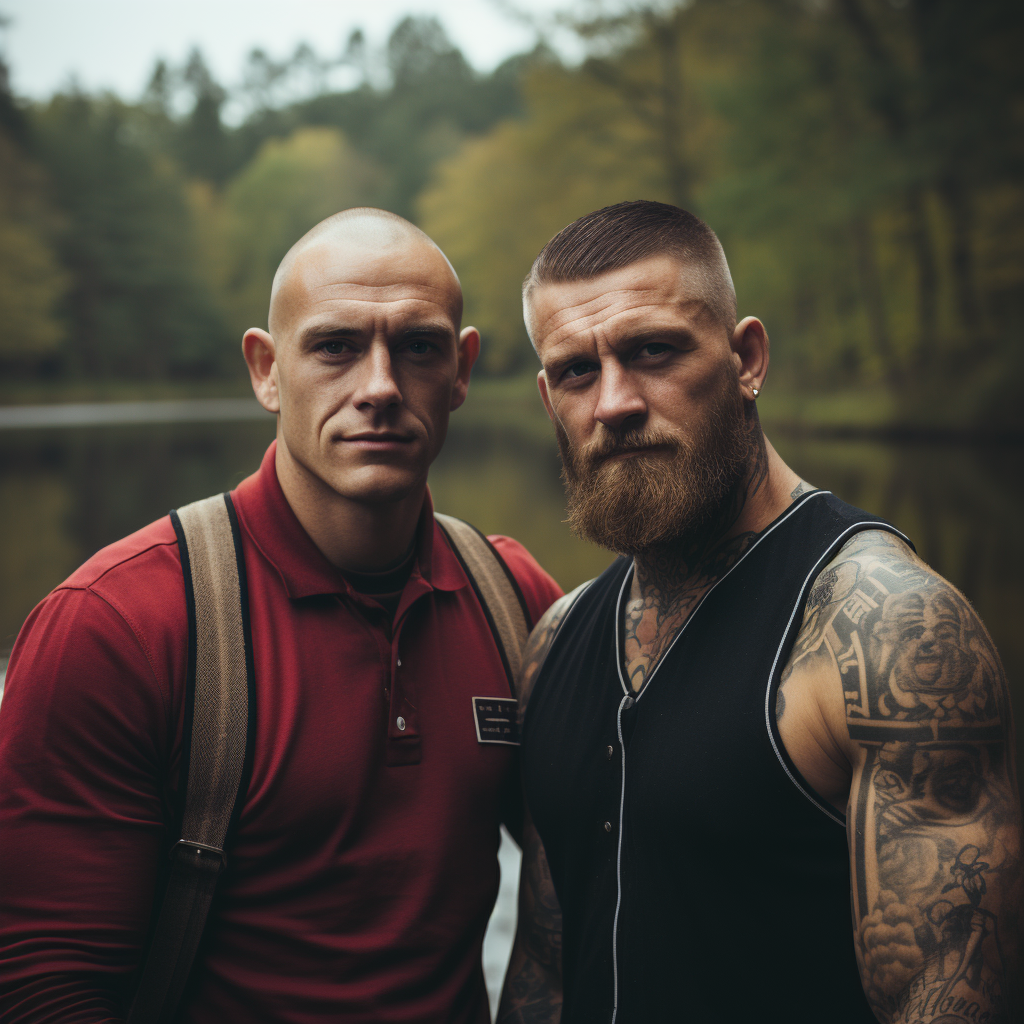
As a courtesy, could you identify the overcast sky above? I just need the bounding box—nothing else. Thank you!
[1,0,580,105]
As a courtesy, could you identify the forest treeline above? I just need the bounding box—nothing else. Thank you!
[1,1,1022,426]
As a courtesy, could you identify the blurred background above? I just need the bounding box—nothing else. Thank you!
[0,0,1022,1009]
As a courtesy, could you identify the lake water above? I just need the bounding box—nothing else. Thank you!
[1,406,1022,1013]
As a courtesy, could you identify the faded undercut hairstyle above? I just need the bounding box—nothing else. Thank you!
[523,200,737,338]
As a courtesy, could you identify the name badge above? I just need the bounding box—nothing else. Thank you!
[472,696,519,746]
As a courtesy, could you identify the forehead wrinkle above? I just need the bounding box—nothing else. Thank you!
[538,291,709,359]
[281,282,458,343]
[271,235,462,337]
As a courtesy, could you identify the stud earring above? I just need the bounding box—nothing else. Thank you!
[751,385,760,398]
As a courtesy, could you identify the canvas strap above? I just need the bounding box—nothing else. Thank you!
[129,504,524,1022]
[127,493,254,1024]
[434,513,533,688]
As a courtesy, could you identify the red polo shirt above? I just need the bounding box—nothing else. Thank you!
[0,442,562,1023]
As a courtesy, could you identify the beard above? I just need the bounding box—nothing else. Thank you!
[556,362,758,556]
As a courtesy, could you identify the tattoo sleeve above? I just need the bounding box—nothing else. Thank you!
[498,589,583,1024]
[791,531,1023,1023]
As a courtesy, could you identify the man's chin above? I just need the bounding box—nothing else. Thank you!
[324,467,426,507]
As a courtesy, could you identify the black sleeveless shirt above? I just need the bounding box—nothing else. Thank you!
[521,491,910,1024]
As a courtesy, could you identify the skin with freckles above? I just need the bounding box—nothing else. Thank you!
[242,212,479,572]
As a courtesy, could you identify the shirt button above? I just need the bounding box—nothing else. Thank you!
[396,716,407,731]
[606,744,614,760]
[603,821,613,833]
[397,658,402,667]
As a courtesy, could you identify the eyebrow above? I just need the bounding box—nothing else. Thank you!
[297,320,454,349]
[545,325,698,375]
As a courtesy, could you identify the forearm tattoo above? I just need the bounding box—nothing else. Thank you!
[497,814,564,1023]
[790,531,1023,1023]
[497,590,581,1023]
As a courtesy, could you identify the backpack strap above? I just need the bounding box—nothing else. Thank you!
[128,493,255,1024]
[434,513,532,691]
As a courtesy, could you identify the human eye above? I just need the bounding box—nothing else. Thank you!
[634,341,673,360]
[562,360,598,380]
[317,339,351,356]
[406,339,436,356]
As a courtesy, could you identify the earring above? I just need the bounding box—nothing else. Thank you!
[751,385,760,398]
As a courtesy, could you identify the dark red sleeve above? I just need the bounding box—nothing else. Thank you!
[486,536,564,628]
[0,583,179,1023]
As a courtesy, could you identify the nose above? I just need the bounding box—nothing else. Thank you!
[593,360,646,433]
[353,340,402,412]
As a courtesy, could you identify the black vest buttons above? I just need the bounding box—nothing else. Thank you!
[603,821,612,832]
[606,744,614,759]
[622,695,635,709]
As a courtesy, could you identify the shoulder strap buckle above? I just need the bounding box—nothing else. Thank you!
[169,839,228,873]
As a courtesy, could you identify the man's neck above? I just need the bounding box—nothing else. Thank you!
[622,435,802,693]
[275,441,425,573]
[632,434,798,599]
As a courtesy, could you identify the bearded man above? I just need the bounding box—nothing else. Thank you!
[497,201,1022,1024]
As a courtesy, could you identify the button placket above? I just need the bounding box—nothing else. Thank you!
[385,607,422,765]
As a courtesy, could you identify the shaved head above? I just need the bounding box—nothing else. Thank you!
[268,208,463,339]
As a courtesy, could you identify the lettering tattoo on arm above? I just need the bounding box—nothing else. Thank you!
[789,531,1023,1023]
[499,588,586,1024]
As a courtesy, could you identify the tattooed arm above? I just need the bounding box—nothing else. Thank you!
[780,530,1023,1023]
[498,585,587,1024]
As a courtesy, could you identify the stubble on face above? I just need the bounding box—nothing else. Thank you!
[555,358,757,556]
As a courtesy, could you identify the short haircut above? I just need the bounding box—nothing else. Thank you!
[524,200,736,334]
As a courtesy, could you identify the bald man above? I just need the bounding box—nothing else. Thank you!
[0,209,562,1024]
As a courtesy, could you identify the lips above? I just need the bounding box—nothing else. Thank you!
[342,433,415,444]
[913,655,943,684]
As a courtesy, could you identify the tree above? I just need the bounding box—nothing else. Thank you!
[0,55,65,371]
[218,126,378,336]
[31,93,228,378]
[420,59,666,373]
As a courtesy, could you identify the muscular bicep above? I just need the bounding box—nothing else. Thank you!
[795,531,1023,1021]
[515,582,590,715]
[0,588,174,1021]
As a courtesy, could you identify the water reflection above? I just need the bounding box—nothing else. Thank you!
[0,421,1020,785]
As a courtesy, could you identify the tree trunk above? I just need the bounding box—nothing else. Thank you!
[938,176,984,342]
[905,185,940,373]
[648,12,693,211]
[851,215,901,387]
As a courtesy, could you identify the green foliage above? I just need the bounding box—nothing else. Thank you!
[30,94,228,377]
[420,0,1024,423]
[217,127,378,335]
[0,132,66,362]
[1,2,1021,426]
[420,61,667,372]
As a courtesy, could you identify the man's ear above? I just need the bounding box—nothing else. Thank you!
[730,317,769,400]
[450,326,480,411]
[242,328,281,414]
[537,370,556,424]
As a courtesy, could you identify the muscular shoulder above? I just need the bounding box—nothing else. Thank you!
[487,535,564,628]
[63,514,180,594]
[6,516,187,721]
[787,527,1014,755]
[516,580,590,709]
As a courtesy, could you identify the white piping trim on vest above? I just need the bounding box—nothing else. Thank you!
[613,489,830,701]
[609,488,829,1020]
[763,521,912,829]
[610,690,632,1024]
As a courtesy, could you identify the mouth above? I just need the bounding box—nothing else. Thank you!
[341,432,416,450]
[912,656,943,684]
[598,443,673,463]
